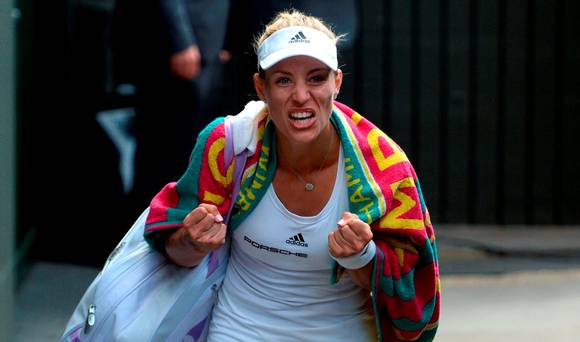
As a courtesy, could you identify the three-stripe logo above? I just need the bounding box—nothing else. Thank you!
[286,233,309,247]
[288,31,310,44]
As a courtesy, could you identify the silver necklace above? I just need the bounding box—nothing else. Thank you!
[286,133,335,192]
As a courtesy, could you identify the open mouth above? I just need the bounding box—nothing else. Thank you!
[289,111,315,121]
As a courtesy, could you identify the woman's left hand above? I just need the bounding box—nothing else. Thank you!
[328,212,373,258]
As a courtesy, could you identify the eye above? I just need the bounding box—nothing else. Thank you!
[309,73,328,83]
[275,77,291,85]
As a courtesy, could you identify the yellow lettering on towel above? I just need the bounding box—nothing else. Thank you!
[350,185,370,203]
[203,191,225,206]
[379,178,423,230]
[367,128,406,172]
[208,137,233,187]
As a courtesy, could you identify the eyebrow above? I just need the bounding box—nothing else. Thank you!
[308,68,330,75]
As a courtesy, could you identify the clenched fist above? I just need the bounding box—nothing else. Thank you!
[181,203,227,254]
[328,212,373,258]
[166,203,226,267]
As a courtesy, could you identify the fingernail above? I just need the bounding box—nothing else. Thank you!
[215,214,224,223]
[337,219,346,226]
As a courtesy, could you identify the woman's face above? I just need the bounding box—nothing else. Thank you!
[254,55,342,146]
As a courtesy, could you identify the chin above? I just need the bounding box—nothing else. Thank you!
[291,130,324,145]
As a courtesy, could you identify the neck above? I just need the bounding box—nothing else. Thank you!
[276,127,338,174]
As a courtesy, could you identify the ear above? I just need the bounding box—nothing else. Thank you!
[333,69,343,99]
[253,73,266,102]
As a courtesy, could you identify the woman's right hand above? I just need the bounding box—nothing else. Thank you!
[165,203,227,267]
[181,203,227,254]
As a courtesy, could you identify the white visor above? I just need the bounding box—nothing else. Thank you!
[257,26,338,71]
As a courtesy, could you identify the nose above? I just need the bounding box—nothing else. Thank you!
[291,81,310,104]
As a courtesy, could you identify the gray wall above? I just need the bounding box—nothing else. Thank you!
[0,1,16,341]
[357,0,580,225]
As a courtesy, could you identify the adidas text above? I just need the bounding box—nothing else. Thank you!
[286,239,308,247]
[286,233,309,247]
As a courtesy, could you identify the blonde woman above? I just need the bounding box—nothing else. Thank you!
[145,10,440,341]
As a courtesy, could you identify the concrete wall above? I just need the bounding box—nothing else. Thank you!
[0,1,16,341]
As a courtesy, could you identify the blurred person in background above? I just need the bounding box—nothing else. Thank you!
[144,9,440,341]
[160,0,231,133]
[111,0,230,215]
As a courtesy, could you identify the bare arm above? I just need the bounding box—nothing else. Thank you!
[346,261,373,290]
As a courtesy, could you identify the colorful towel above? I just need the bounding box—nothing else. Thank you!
[145,101,440,341]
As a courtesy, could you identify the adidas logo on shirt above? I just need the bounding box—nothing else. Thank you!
[286,233,309,247]
[288,31,310,44]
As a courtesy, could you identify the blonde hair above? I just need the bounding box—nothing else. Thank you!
[253,9,343,54]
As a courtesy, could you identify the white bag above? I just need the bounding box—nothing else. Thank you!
[61,117,248,342]
[60,208,230,342]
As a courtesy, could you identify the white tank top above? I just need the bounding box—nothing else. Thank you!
[207,148,376,341]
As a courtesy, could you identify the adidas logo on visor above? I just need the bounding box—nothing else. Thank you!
[286,233,309,247]
[288,31,310,44]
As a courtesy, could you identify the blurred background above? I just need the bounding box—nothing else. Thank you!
[1,0,580,341]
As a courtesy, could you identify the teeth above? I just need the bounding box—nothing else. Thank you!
[290,112,313,119]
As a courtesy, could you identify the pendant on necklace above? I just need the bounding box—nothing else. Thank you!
[305,183,315,191]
